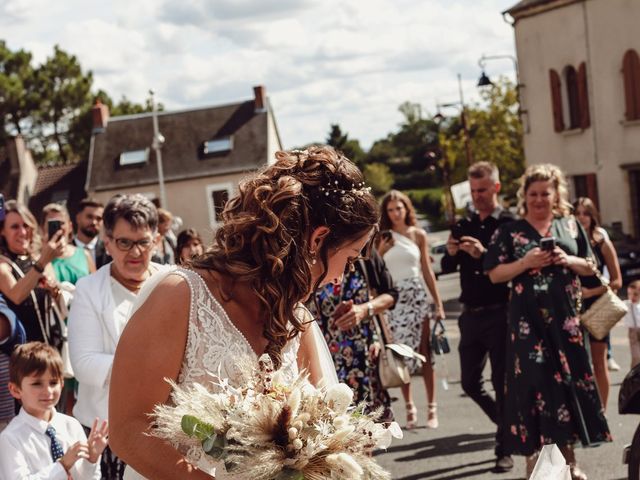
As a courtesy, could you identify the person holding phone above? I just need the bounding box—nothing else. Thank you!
[440,162,515,472]
[41,203,96,286]
[0,200,65,347]
[378,190,444,430]
[484,164,610,480]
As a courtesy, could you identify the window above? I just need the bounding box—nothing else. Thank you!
[119,149,149,166]
[572,173,599,209]
[205,183,232,227]
[564,66,580,130]
[202,137,233,156]
[623,49,640,121]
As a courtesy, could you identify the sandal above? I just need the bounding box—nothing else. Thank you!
[569,465,588,480]
[405,402,418,430]
[426,402,438,429]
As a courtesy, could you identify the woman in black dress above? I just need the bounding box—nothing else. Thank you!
[574,197,622,412]
[484,164,610,480]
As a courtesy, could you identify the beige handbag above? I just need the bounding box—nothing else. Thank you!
[581,264,628,341]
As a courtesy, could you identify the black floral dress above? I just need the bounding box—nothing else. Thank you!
[484,216,611,456]
[315,260,395,422]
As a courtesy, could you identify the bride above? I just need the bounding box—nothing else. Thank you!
[108,146,379,479]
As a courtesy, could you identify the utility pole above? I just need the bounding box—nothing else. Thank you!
[150,89,167,208]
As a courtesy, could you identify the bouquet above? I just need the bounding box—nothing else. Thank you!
[152,354,402,480]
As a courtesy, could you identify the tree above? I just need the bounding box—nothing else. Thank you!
[0,41,38,143]
[363,163,394,196]
[442,78,525,200]
[325,124,365,166]
[34,45,93,163]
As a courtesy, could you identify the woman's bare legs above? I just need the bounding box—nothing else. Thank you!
[400,382,417,429]
[421,315,437,428]
[590,339,609,411]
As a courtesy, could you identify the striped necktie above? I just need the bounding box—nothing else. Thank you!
[45,425,64,461]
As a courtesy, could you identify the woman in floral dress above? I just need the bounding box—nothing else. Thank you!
[315,250,397,422]
[484,164,610,480]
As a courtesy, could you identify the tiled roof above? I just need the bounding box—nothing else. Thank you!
[34,163,79,195]
[88,99,270,192]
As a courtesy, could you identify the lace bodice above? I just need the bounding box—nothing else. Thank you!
[173,268,301,390]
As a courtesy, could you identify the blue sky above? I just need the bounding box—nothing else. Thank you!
[1,0,518,149]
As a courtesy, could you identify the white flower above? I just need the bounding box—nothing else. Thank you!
[287,388,301,417]
[326,453,363,479]
[387,421,403,439]
[324,384,353,414]
[333,415,350,430]
[292,438,303,450]
[332,425,355,441]
[288,427,298,440]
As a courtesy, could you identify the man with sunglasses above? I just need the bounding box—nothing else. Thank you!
[67,194,168,479]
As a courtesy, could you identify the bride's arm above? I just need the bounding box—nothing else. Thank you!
[297,307,338,388]
[109,275,212,479]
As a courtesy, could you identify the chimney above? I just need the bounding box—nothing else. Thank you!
[91,99,110,133]
[253,85,267,113]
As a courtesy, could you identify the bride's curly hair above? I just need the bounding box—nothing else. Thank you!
[192,146,379,369]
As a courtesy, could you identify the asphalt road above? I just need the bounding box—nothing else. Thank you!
[375,272,636,480]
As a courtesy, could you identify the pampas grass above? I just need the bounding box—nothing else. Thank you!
[151,354,401,480]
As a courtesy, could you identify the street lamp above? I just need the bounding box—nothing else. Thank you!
[477,53,529,132]
[150,89,168,209]
[435,73,473,167]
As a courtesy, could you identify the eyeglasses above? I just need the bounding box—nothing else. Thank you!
[109,236,154,252]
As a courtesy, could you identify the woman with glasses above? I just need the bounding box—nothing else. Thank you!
[68,194,168,480]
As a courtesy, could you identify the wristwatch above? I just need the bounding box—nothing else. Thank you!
[367,302,375,318]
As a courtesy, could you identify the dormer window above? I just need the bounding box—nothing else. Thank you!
[119,148,149,166]
[202,137,233,156]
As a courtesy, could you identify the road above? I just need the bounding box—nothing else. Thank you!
[375,272,635,480]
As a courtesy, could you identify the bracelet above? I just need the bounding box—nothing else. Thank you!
[32,261,45,274]
[367,302,374,318]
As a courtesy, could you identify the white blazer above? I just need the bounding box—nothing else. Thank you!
[68,262,167,427]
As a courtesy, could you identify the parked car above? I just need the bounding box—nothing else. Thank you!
[430,240,447,278]
[606,227,640,285]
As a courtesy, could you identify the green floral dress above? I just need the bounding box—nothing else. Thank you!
[484,216,611,456]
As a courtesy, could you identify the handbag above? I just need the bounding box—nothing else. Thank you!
[374,313,426,389]
[580,262,628,341]
[430,318,450,355]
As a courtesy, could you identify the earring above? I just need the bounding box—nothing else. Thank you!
[310,250,317,265]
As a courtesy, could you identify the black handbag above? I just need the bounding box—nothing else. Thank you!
[620,363,640,415]
[430,318,450,355]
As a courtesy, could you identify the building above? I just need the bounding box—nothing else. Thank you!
[505,0,640,237]
[0,135,38,205]
[86,85,283,237]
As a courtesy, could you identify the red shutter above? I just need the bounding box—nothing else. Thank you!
[549,69,565,132]
[577,62,590,129]
[623,50,640,121]
[586,173,599,210]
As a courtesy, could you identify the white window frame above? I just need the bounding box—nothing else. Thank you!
[119,148,149,166]
[203,136,233,155]
[205,182,233,228]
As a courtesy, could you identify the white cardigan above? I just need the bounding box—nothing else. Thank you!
[68,262,167,427]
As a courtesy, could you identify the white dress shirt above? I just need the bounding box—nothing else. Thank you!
[0,408,100,480]
[73,237,98,265]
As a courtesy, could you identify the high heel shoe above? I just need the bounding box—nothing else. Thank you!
[426,402,438,429]
[405,402,418,430]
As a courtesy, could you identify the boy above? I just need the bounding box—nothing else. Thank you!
[0,342,108,479]
[623,280,640,369]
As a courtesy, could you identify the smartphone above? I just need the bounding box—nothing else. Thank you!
[450,224,464,240]
[540,236,556,251]
[47,219,63,239]
[0,194,4,222]
[381,230,392,242]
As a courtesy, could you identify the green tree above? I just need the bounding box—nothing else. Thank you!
[325,124,365,166]
[0,41,38,143]
[363,163,394,196]
[443,78,525,200]
[34,45,93,163]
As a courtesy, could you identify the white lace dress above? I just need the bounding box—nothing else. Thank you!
[124,268,301,479]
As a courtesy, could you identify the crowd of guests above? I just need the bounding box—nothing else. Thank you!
[0,194,205,478]
[0,150,637,480]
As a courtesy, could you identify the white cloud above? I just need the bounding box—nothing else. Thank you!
[1,0,518,148]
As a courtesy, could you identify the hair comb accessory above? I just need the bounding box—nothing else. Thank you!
[318,181,372,196]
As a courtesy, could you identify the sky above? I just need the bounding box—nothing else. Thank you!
[1,0,519,150]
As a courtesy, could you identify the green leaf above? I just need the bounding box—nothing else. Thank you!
[180,415,215,441]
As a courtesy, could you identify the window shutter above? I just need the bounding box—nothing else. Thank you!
[586,173,599,210]
[577,62,590,129]
[549,69,564,132]
[623,49,640,121]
